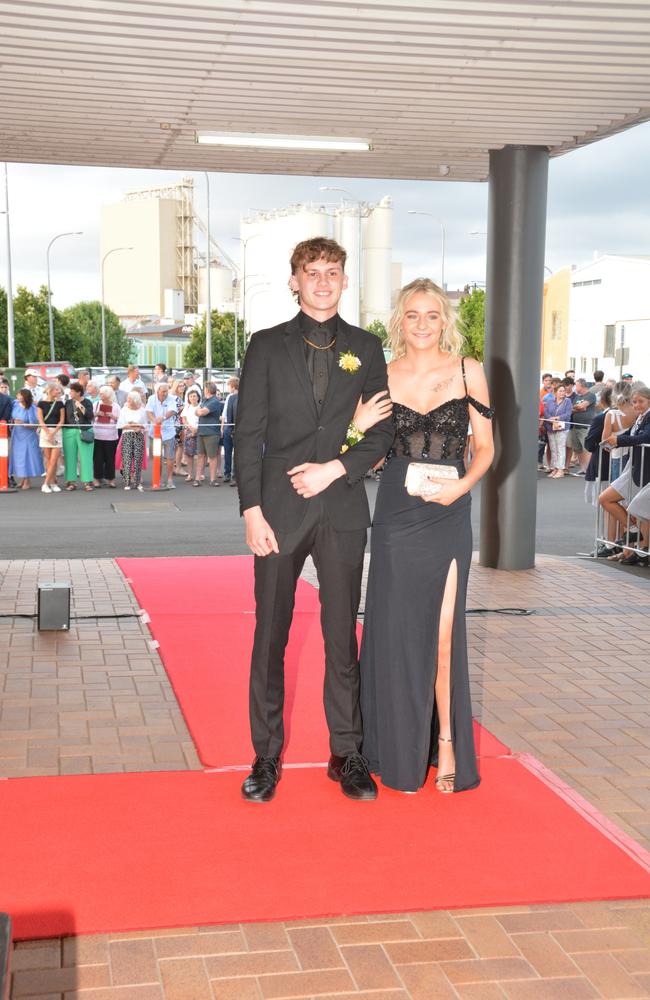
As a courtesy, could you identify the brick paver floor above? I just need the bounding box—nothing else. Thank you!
[2,555,649,999]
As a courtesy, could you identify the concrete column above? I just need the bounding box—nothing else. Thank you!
[479,145,549,570]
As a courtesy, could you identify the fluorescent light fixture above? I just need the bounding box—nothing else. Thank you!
[196,131,371,152]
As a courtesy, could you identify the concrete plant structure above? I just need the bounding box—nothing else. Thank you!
[240,197,397,335]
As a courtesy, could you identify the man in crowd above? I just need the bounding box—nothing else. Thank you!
[145,381,178,489]
[108,374,127,407]
[23,369,42,402]
[221,376,239,485]
[591,369,605,398]
[569,377,597,473]
[622,372,634,383]
[539,373,553,400]
[565,369,576,381]
[0,377,12,422]
[56,373,71,399]
[183,369,202,401]
[194,381,222,486]
[152,363,169,388]
[123,364,147,398]
[76,369,90,393]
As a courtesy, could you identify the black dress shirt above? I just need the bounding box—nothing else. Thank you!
[299,311,338,413]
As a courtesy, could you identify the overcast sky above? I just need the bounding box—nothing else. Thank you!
[2,120,650,310]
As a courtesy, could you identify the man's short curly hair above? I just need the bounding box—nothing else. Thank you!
[290,237,347,275]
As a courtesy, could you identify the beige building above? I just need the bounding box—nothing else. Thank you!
[100,195,182,320]
[541,267,571,374]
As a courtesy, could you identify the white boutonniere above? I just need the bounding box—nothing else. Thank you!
[338,351,361,374]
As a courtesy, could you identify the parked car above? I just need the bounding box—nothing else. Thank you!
[25,361,76,379]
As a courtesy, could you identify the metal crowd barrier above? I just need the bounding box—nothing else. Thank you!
[593,441,650,560]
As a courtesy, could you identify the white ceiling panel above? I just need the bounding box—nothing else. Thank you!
[1,0,649,180]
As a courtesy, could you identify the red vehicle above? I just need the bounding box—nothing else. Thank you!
[26,361,76,379]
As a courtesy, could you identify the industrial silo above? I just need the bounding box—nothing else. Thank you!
[362,196,393,327]
[333,206,361,326]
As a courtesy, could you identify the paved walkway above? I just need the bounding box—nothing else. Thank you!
[2,555,649,999]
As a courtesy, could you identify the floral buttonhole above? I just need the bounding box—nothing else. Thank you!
[338,351,362,374]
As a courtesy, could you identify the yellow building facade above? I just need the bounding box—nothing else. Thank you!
[541,266,571,374]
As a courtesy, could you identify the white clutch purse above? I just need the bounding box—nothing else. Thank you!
[405,462,459,498]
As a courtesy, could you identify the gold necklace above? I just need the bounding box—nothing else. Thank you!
[302,335,336,350]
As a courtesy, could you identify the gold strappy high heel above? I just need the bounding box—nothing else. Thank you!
[435,735,455,794]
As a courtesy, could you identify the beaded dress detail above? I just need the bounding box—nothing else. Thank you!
[389,359,494,462]
[360,358,493,793]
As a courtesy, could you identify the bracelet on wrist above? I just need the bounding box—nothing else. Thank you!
[340,421,365,454]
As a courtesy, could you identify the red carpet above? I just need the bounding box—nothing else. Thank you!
[3,761,650,940]
[116,556,510,765]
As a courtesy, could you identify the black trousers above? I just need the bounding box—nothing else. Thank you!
[250,501,367,759]
[93,438,118,481]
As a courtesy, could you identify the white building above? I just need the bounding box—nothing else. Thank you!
[239,197,398,334]
[567,255,650,382]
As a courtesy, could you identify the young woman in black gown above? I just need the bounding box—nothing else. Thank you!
[356,278,494,793]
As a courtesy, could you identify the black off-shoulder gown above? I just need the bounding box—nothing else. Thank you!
[360,363,494,792]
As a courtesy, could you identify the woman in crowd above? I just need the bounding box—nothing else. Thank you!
[180,387,201,483]
[543,382,573,478]
[9,388,43,488]
[92,384,121,487]
[584,386,612,509]
[36,381,65,493]
[357,278,494,794]
[117,390,147,490]
[168,378,184,475]
[599,386,650,566]
[63,380,95,491]
[602,382,635,482]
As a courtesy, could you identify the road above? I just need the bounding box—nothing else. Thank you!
[0,468,614,562]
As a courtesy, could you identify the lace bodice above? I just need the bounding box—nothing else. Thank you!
[388,360,494,462]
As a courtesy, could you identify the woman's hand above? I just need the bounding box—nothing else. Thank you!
[352,391,393,433]
[422,479,466,506]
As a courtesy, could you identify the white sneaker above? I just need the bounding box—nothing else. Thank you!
[166,481,176,489]
[51,484,61,493]
[41,484,52,493]
[137,484,144,492]
[124,485,131,491]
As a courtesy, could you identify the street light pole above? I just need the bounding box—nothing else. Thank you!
[101,246,132,367]
[204,171,212,370]
[409,210,445,290]
[47,230,83,363]
[246,282,271,335]
[232,233,262,343]
[2,164,15,368]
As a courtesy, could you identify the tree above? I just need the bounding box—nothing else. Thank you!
[366,319,388,344]
[457,286,485,361]
[3,285,62,366]
[184,310,246,368]
[62,300,134,367]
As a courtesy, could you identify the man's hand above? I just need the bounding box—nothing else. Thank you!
[243,506,279,557]
[287,460,345,499]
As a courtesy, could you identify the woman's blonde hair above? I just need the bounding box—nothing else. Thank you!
[387,278,463,360]
[170,378,183,395]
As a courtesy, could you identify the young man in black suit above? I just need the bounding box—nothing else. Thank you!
[235,237,394,802]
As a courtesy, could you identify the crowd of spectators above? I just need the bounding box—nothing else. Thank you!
[0,364,240,495]
[538,367,650,566]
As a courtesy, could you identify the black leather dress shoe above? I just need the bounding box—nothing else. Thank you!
[328,753,378,800]
[241,756,280,802]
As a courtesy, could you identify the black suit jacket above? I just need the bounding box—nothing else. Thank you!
[0,393,13,424]
[235,313,394,532]
[615,410,650,486]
